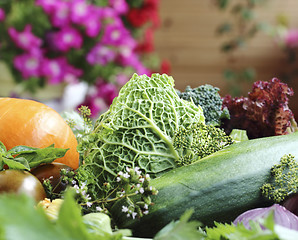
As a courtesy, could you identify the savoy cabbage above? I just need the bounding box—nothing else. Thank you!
[77,73,205,197]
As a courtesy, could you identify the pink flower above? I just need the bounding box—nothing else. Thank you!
[8,25,42,51]
[82,6,102,37]
[0,8,6,21]
[53,27,83,52]
[41,57,82,84]
[49,1,71,27]
[70,0,90,24]
[80,79,119,117]
[36,0,57,14]
[86,44,116,65]
[96,79,119,104]
[13,50,43,79]
[109,0,129,15]
[101,22,129,46]
[284,29,298,48]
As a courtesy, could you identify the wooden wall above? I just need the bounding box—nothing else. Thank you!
[154,0,298,114]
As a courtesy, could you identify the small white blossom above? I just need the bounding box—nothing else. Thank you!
[149,186,153,191]
[122,172,130,179]
[126,166,131,172]
[80,182,86,189]
[86,202,92,207]
[118,171,123,176]
[143,210,149,215]
[139,177,145,183]
[116,177,121,182]
[134,167,142,175]
[122,205,129,213]
[132,212,137,219]
[96,206,103,212]
[71,180,76,185]
[145,174,150,179]
[139,187,144,194]
[144,204,148,209]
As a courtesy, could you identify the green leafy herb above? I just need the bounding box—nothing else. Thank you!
[153,209,204,240]
[0,141,69,170]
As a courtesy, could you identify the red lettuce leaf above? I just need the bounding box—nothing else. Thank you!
[221,78,297,139]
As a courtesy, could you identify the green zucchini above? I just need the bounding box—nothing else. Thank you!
[110,131,298,237]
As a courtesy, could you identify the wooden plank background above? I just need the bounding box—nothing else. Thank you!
[154,0,298,114]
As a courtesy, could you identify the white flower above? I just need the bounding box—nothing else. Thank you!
[139,177,145,183]
[86,202,92,207]
[126,166,131,172]
[96,206,103,212]
[139,187,144,194]
[123,172,130,179]
[132,212,137,219]
[122,205,129,213]
[143,210,149,215]
[80,182,86,189]
[116,176,121,182]
[144,204,148,209]
[134,167,142,175]
[118,171,124,176]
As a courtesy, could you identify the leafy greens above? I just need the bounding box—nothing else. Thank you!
[77,73,205,198]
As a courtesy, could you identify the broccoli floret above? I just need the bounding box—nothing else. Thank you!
[261,154,298,203]
[177,84,230,126]
[173,122,234,166]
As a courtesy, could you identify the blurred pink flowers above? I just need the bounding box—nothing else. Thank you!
[1,0,168,117]
[8,25,42,51]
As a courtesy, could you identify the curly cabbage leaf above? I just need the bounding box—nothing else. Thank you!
[78,73,205,196]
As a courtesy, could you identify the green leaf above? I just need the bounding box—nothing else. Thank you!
[153,209,204,240]
[0,141,7,153]
[2,156,30,170]
[0,194,72,240]
[56,190,93,240]
[8,145,69,168]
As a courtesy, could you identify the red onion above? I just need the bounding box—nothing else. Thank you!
[233,204,298,230]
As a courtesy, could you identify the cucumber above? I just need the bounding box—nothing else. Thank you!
[110,132,298,237]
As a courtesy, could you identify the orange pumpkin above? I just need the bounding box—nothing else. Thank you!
[0,97,79,170]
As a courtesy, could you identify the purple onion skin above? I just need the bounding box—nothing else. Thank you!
[233,204,298,231]
[283,194,298,217]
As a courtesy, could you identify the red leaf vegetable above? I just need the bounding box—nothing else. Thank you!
[221,78,298,139]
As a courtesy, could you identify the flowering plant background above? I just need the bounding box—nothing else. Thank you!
[0,0,170,117]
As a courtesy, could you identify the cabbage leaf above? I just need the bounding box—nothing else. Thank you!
[78,73,204,197]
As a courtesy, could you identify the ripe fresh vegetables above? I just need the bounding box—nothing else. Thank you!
[0,169,46,202]
[110,131,298,237]
[0,97,79,169]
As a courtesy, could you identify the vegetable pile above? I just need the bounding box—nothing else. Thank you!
[0,73,298,240]
[76,73,232,200]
